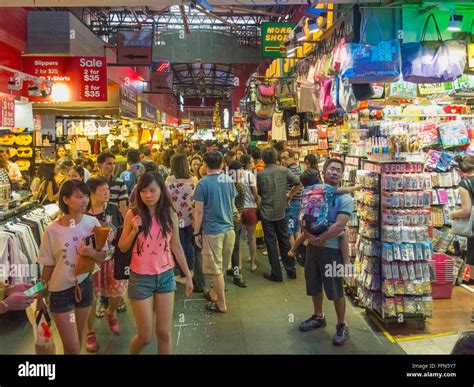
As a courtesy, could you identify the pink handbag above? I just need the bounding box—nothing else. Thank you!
[258,84,276,97]
[320,79,336,114]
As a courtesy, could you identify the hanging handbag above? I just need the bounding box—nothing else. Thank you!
[401,13,466,83]
[320,79,336,115]
[338,79,360,112]
[258,84,275,97]
[452,178,474,237]
[114,208,139,280]
[276,79,297,110]
[257,92,275,105]
[340,10,401,84]
[297,80,319,113]
[455,20,474,75]
[251,116,272,132]
[255,101,274,118]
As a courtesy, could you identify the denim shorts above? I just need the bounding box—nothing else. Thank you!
[286,201,302,234]
[49,275,94,314]
[128,269,177,301]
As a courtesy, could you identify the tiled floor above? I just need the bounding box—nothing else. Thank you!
[398,334,461,355]
[0,246,469,355]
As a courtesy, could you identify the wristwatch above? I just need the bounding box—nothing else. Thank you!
[193,232,201,237]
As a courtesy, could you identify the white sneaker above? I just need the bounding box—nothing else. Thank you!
[262,251,268,256]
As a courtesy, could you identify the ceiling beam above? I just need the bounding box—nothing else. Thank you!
[179,5,191,34]
[195,5,243,30]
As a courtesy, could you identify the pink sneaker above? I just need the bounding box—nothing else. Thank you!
[85,331,99,353]
[104,311,120,336]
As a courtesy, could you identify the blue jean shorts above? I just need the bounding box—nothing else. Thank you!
[49,275,94,314]
[128,269,177,301]
[286,201,302,234]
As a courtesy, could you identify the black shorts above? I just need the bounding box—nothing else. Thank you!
[49,275,94,314]
[304,246,344,301]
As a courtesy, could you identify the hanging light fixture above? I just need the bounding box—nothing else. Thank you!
[285,39,297,54]
[295,26,306,42]
[308,19,319,34]
[447,12,463,32]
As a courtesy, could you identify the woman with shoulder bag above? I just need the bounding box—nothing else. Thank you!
[118,172,193,354]
[450,155,474,322]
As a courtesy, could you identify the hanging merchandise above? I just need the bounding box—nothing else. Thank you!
[97,121,111,136]
[438,120,470,149]
[320,79,336,114]
[385,80,418,101]
[401,14,466,84]
[454,20,474,74]
[271,108,287,141]
[255,99,274,119]
[338,79,360,112]
[276,79,297,110]
[352,83,375,101]
[297,81,320,114]
[257,83,276,105]
[83,120,98,137]
[251,116,272,132]
[339,11,401,84]
[284,110,304,140]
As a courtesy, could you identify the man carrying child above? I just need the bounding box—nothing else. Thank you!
[298,158,354,346]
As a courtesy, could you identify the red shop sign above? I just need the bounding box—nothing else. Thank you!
[0,92,15,127]
[22,56,107,102]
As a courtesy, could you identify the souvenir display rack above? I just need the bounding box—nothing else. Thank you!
[355,160,434,330]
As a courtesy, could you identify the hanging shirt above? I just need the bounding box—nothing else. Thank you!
[272,109,287,141]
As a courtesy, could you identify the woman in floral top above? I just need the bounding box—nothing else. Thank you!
[166,153,197,283]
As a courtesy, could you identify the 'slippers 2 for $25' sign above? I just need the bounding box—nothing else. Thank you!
[22,56,107,102]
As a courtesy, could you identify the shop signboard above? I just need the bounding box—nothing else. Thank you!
[148,72,174,94]
[261,22,297,58]
[117,30,153,66]
[0,92,15,128]
[119,85,138,118]
[22,56,107,102]
[139,101,158,122]
[454,74,474,97]
[418,83,453,96]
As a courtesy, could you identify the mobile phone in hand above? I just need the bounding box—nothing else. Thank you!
[23,281,45,296]
[84,234,97,250]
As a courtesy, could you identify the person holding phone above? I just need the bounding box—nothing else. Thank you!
[118,172,193,354]
[36,180,108,354]
[0,283,35,314]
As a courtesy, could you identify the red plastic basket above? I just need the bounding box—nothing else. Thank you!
[430,253,454,299]
[431,282,453,299]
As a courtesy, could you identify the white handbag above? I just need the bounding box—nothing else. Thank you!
[452,178,474,237]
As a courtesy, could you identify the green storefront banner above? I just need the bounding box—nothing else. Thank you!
[261,22,297,58]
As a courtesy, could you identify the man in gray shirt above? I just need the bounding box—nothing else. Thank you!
[257,148,302,282]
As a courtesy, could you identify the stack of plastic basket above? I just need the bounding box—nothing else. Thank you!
[430,253,455,299]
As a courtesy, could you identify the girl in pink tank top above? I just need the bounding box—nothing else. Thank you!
[118,172,193,354]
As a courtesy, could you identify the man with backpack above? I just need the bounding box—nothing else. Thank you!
[120,149,145,195]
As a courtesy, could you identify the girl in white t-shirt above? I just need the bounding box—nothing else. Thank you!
[37,180,108,354]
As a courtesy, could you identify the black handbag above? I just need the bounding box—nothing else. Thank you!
[113,208,139,280]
